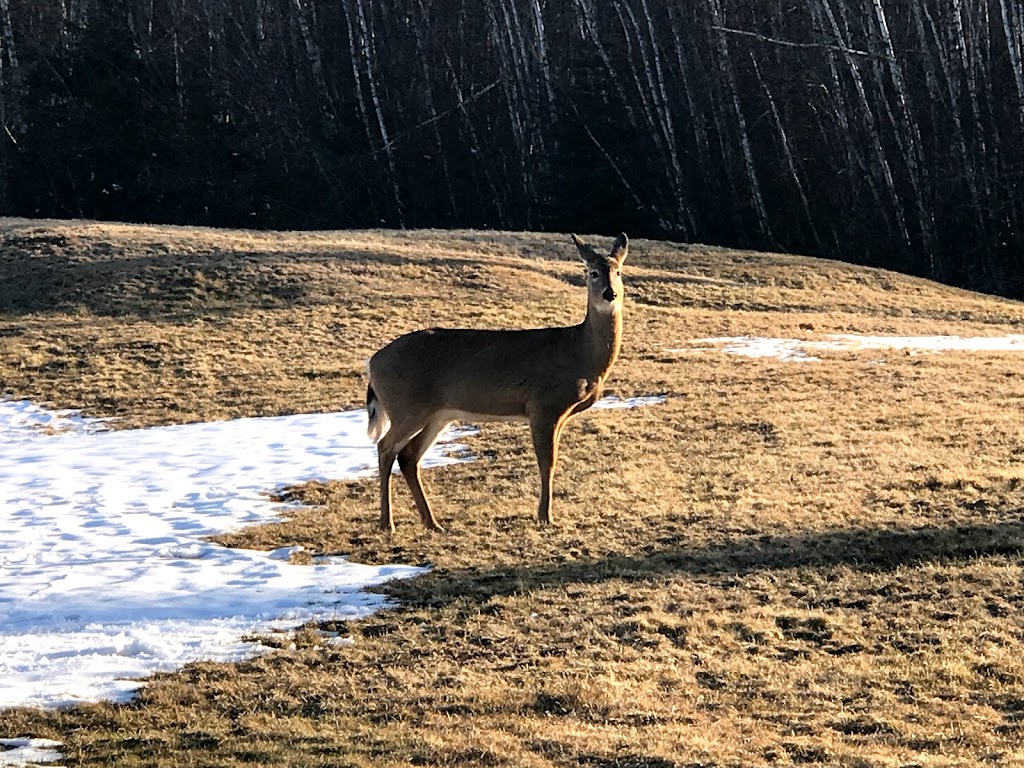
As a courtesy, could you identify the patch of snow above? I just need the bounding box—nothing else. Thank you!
[0,739,63,767]
[0,400,113,441]
[592,395,668,409]
[685,334,1024,361]
[690,337,822,362]
[0,402,467,710]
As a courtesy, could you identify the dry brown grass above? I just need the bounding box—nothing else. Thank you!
[3,217,1024,766]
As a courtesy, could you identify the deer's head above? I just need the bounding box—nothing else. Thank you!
[572,232,628,315]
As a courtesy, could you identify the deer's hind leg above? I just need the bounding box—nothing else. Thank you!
[378,444,399,533]
[397,416,451,531]
[377,416,432,533]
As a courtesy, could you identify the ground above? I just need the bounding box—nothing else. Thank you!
[2,217,1024,766]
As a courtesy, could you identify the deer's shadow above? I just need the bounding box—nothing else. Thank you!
[382,518,1024,609]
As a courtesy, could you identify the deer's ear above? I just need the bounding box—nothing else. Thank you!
[571,233,593,262]
[610,232,628,265]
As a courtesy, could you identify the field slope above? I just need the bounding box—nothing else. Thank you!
[3,218,1024,766]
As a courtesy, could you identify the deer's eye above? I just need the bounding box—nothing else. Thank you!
[590,270,599,279]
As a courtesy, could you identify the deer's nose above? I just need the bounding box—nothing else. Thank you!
[602,287,617,302]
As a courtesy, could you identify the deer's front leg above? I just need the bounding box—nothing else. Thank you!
[530,410,570,525]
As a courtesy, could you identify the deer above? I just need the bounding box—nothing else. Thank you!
[365,232,628,532]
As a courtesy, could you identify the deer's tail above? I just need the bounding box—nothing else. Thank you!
[366,367,391,444]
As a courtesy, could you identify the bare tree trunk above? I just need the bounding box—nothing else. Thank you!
[749,53,819,249]
[823,1,891,227]
[572,0,669,227]
[71,0,90,28]
[949,0,988,198]
[915,0,983,231]
[171,0,185,119]
[503,0,534,148]
[292,0,336,126]
[0,0,17,73]
[355,0,403,226]
[198,0,224,104]
[997,0,1024,128]
[636,0,691,233]
[342,0,372,148]
[610,1,659,151]
[529,0,556,122]
[572,0,639,130]
[871,0,934,269]
[410,0,457,220]
[708,0,771,241]
[817,0,909,248]
[135,0,154,54]
[342,0,404,225]
[421,0,507,225]
[255,0,267,48]
[665,2,710,185]
[0,0,13,146]
[485,0,540,226]
[609,0,690,231]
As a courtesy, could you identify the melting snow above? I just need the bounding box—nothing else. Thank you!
[0,401,470,711]
[686,334,1024,361]
[0,740,63,767]
[593,395,667,409]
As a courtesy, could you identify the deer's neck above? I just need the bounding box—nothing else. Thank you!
[580,301,623,382]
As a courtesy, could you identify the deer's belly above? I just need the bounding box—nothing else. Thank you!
[439,409,531,425]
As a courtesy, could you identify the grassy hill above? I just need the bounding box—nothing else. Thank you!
[3,218,1024,766]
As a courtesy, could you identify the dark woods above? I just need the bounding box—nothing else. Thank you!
[2,0,1023,297]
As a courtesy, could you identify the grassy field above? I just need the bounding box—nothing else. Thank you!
[3,217,1024,766]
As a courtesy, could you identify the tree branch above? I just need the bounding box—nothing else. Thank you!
[709,24,894,61]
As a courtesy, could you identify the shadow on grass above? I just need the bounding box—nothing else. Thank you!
[0,248,311,317]
[384,518,1024,608]
[0,241,539,318]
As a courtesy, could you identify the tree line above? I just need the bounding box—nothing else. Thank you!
[2,0,1023,297]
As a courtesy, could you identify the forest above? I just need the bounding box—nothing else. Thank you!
[1,0,1023,297]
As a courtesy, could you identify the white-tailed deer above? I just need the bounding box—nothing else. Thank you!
[366,232,628,532]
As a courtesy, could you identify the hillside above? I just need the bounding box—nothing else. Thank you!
[3,218,1024,766]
